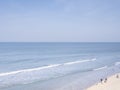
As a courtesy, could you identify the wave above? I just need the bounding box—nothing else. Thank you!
[91,58,96,61]
[115,62,120,66]
[0,64,61,77]
[0,58,96,77]
[93,66,108,71]
[64,58,96,65]
[0,58,98,87]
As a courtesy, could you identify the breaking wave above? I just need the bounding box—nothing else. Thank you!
[0,58,97,87]
[93,66,108,71]
[0,58,96,77]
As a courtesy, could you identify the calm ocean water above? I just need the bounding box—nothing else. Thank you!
[0,42,120,90]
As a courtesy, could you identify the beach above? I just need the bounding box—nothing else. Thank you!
[87,73,120,90]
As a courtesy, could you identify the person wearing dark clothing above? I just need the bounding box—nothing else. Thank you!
[104,78,107,83]
[100,79,103,83]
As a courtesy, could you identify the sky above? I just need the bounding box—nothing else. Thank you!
[0,0,120,42]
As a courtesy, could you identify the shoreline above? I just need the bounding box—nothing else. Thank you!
[86,73,120,90]
[1,65,120,90]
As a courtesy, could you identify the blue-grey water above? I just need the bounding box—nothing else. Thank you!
[0,42,120,90]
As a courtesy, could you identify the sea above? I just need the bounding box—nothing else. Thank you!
[0,42,120,90]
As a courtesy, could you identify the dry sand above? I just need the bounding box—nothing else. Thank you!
[86,74,120,90]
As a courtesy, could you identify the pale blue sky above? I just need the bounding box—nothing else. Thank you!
[0,0,120,42]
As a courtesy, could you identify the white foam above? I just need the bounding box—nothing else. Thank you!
[91,58,97,61]
[0,58,97,77]
[64,58,96,65]
[115,62,120,66]
[0,64,61,77]
[93,66,107,71]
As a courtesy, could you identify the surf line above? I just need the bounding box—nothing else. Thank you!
[0,64,61,77]
[93,66,108,71]
[64,58,96,65]
[115,62,120,66]
[0,58,97,77]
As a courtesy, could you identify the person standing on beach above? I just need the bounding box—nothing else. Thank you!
[104,78,107,83]
[116,74,119,78]
[100,79,103,83]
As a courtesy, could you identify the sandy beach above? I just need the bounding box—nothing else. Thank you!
[86,73,120,90]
